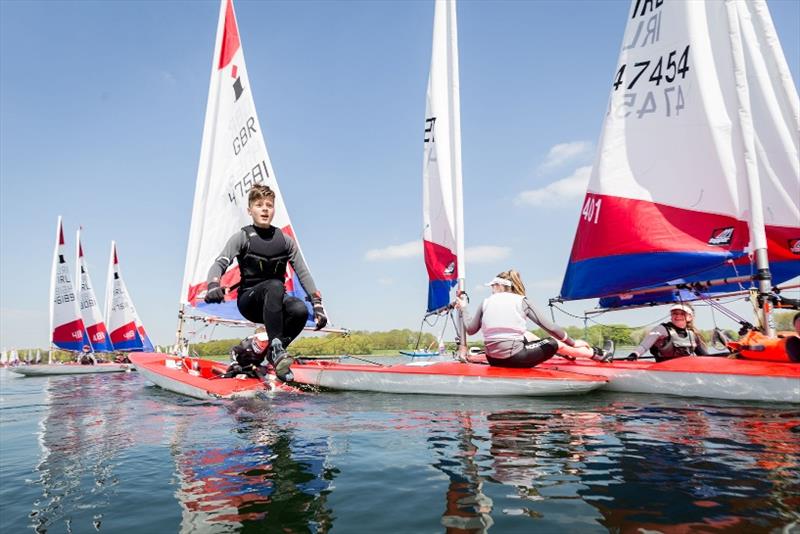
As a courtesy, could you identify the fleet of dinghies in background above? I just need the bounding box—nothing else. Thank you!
[132,0,799,403]
[10,217,151,376]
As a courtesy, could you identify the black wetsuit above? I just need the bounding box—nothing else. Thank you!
[207,225,318,348]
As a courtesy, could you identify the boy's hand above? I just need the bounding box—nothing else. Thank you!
[312,294,327,330]
[204,282,225,304]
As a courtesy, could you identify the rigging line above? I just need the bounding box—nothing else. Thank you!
[340,354,386,366]
[553,302,669,331]
[413,314,430,351]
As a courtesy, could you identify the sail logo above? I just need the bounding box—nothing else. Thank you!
[424,117,436,143]
[123,330,135,340]
[71,330,83,340]
[231,64,244,102]
[789,238,800,255]
[444,261,455,276]
[708,227,734,246]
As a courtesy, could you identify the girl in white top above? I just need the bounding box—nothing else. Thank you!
[456,270,597,367]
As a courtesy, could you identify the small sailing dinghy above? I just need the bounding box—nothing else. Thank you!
[541,0,799,403]
[131,0,330,398]
[14,218,130,376]
[131,353,298,399]
[285,0,606,397]
[76,228,114,353]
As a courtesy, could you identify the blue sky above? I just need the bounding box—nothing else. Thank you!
[1,0,798,349]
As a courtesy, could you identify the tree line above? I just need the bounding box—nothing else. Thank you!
[13,312,797,360]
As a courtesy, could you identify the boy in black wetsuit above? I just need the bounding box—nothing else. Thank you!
[204,185,326,381]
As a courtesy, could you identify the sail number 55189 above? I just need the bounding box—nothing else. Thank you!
[581,196,602,224]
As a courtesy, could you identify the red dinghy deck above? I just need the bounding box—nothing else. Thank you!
[540,356,800,403]
[288,359,606,397]
[130,353,298,400]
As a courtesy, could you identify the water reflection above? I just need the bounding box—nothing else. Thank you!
[169,400,337,533]
[31,374,136,533]
[430,413,493,533]
[424,400,799,532]
[580,403,800,532]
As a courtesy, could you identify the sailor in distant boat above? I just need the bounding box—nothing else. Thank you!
[455,270,607,368]
[204,185,326,381]
[627,303,711,362]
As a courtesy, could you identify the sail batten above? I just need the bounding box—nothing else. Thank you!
[560,0,799,306]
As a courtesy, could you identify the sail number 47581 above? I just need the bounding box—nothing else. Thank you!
[581,196,602,224]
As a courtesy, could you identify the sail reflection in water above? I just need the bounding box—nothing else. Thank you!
[169,403,337,533]
[429,413,494,532]
[423,401,799,532]
[31,374,136,532]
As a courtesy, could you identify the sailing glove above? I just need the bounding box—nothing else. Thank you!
[205,282,225,304]
[312,295,327,331]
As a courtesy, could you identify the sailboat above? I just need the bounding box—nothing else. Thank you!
[103,241,154,353]
[541,0,799,402]
[130,0,604,398]
[14,217,130,376]
[76,228,114,353]
[131,0,327,398]
[285,0,605,396]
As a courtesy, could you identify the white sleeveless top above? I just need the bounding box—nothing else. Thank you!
[480,292,528,341]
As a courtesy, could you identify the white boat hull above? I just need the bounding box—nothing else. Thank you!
[542,357,800,403]
[11,363,132,376]
[290,361,606,397]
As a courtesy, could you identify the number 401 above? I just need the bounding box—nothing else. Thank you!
[582,196,602,224]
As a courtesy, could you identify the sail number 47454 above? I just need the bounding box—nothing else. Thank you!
[581,196,602,224]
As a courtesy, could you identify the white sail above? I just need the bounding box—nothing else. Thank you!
[422,0,464,313]
[49,217,90,352]
[180,0,319,327]
[560,0,799,304]
[75,228,113,352]
[104,242,144,351]
[0,350,7,365]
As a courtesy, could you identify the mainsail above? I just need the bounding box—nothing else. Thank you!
[49,217,90,352]
[180,0,318,326]
[75,228,113,352]
[560,0,799,306]
[103,242,145,351]
[423,0,465,313]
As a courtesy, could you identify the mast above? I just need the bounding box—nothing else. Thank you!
[725,0,774,336]
[446,0,467,358]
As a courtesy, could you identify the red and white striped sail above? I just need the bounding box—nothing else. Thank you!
[49,217,90,351]
[180,0,318,326]
[104,242,144,351]
[560,0,799,304]
[75,228,113,352]
[423,0,464,313]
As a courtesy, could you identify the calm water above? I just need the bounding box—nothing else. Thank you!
[1,366,798,533]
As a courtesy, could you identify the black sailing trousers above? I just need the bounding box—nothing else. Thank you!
[237,279,309,346]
